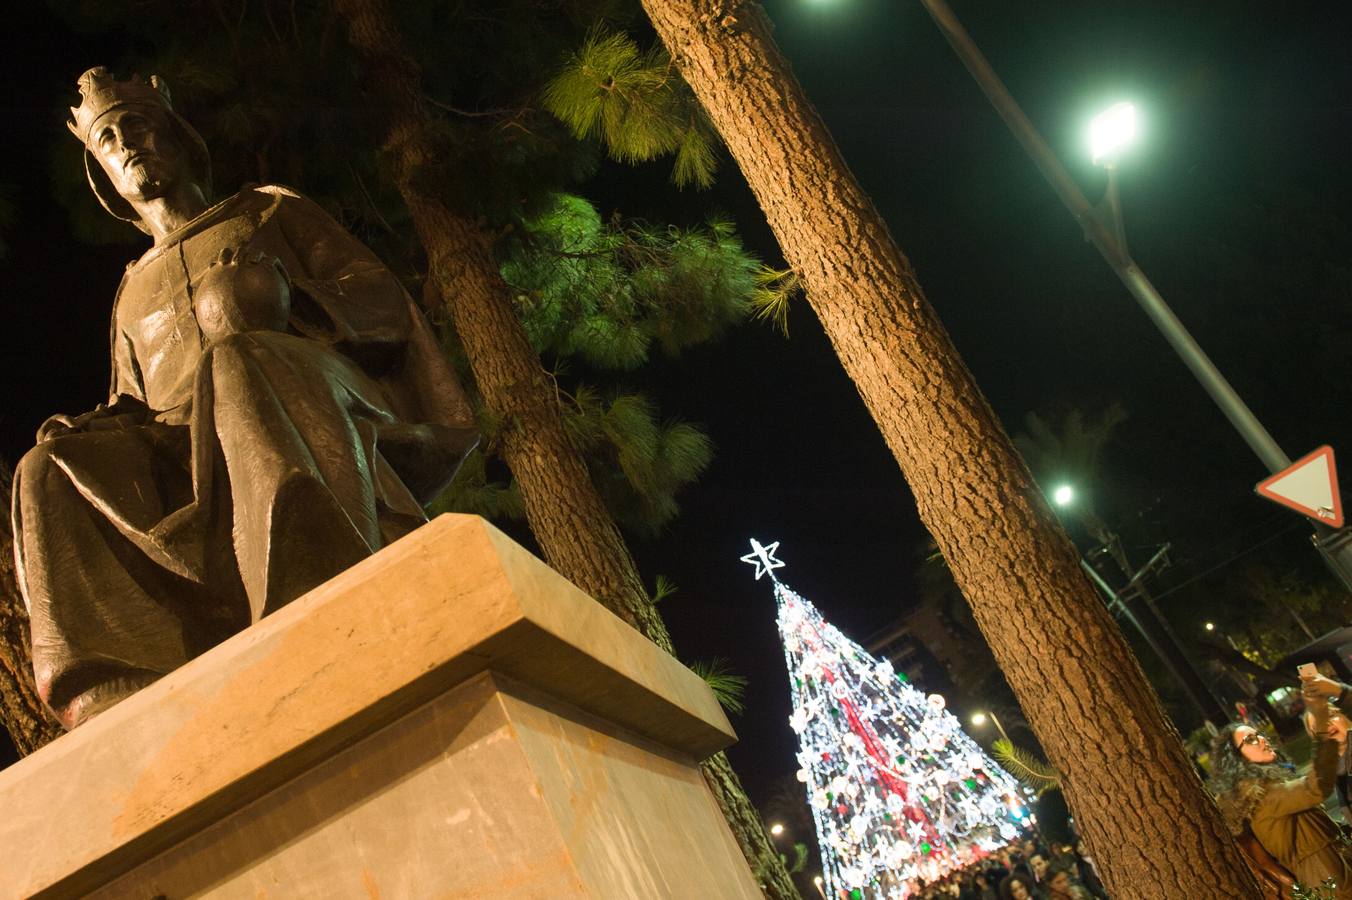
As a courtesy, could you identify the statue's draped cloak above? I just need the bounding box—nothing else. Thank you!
[12,185,477,728]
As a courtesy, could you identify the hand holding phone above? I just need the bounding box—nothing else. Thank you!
[1299,662,1318,679]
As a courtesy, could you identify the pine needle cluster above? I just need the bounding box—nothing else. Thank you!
[543,28,718,188]
[689,657,749,715]
[425,445,524,523]
[502,193,758,367]
[563,388,713,535]
[991,738,1063,796]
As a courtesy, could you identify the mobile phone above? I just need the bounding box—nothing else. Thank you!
[1298,662,1318,678]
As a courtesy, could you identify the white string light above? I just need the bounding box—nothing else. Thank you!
[744,540,1029,899]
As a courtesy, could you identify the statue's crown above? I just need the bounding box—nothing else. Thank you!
[67,67,173,144]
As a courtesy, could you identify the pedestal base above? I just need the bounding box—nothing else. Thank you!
[0,515,761,899]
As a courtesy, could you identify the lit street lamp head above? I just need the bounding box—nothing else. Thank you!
[971,712,987,726]
[1052,484,1075,507]
[1090,101,1138,166]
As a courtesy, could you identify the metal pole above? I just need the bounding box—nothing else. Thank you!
[989,710,1011,744]
[916,0,1352,589]
[1081,559,1225,724]
[916,0,1287,473]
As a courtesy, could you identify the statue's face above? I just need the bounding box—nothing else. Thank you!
[89,107,189,202]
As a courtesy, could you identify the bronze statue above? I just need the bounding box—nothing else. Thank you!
[11,68,478,730]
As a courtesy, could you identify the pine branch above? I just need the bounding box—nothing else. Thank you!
[748,267,800,336]
[672,123,717,189]
[422,93,523,119]
[651,574,678,603]
[543,27,718,188]
[778,843,809,875]
[991,738,1062,796]
[689,657,748,716]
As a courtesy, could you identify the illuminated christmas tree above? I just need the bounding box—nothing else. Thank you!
[741,539,1030,899]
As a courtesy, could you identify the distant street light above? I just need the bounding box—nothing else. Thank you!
[1205,622,1216,632]
[1044,479,1226,723]
[971,709,1010,743]
[770,822,785,837]
[813,875,827,899]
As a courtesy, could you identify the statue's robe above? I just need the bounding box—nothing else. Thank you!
[12,185,478,729]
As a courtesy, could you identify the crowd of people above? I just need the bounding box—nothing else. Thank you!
[910,838,1107,899]
[909,669,1352,899]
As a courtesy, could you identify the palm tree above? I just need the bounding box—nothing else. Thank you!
[634,2,1257,896]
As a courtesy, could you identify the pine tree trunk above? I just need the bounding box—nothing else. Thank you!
[639,2,1258,897]
[334,3,799,897]
[0,462,64,757]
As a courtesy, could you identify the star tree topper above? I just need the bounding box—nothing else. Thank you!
[740,538,786,581]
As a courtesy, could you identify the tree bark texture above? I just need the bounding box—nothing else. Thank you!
[335,0,666,652]
[334,4,800,898]
[0,462,64,757]
[639,3,1258,897]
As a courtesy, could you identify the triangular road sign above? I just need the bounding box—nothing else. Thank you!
[1255,445,1344,528]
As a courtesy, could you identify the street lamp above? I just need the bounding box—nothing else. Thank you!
[770,822,785,837]
[813,875,827,899]
[1045,479,1226,723]
[1089,101,1136,254]
[916,0,1352,593]
[971,709,1010,742]
[1205,622,1216,632]
[1089,101,1138,166]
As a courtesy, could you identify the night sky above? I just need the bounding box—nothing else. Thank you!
[3,0,1352,826]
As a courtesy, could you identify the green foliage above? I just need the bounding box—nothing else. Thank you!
[650,574,678,604]
[426,447,524,521]
[778,843,809,875]
[1203,563,1352,669]
[503,192,758,367]
[544,28,718,188]
[563,388,714,535]
[1292,879,1339,900]
[991,738,1062,796]
[747,268,801,337]
[689,657,748,716]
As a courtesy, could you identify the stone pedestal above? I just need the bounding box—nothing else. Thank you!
[0,515,761,899]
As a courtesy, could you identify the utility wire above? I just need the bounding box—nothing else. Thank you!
[1134,507,1291,581]
[1150,520,1308,603]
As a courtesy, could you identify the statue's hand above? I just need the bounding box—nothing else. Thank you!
[194,246,292,343]
[37,395,150,442]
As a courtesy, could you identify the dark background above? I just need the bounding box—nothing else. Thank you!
[2,0,1351,836]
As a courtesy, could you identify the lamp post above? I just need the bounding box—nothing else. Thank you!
[971,709,1011,743]
[1053,483,1228,724]
[916,0,1352,593]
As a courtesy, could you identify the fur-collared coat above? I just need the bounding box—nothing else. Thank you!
[1215,738,1352,897]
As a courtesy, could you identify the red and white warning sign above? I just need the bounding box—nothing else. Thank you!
[1255,445,1344,528]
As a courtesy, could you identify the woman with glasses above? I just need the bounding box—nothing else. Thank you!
[1208,694,1352,897]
